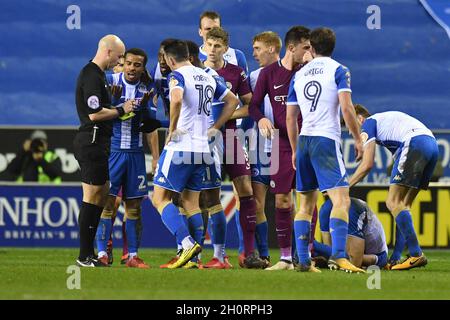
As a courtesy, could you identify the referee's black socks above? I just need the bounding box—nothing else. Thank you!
[78,201,103,261]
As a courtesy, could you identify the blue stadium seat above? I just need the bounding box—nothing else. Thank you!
[0,0,449,127]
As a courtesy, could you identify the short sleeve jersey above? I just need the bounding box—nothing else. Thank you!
[75,61,112,137]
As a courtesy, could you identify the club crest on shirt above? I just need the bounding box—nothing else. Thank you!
[138,84,148,93]
[169,77,179,89]
[361,132,369,144]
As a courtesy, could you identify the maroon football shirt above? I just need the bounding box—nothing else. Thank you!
[249,60,303,151]
[215,61,251,129]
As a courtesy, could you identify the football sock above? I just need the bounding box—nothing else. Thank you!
[209,205,226,246]
[239,196,257,257]
[78,201,103,260]
[234,209,245,254]
[330,218,348,259]
[255,221,269,257]
[95,217,112,257]
[187,211,204,245]
[330,208,349,259]
[275,207,293,258]
[395,210,422,257]
[294,216,311,265]
[160,202,191,246]
[122,217,128,256]
[312,240,332,259]
[390,224,406,261]
[213,244,225,262]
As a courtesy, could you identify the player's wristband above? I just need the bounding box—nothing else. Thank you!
[116,106,125,117]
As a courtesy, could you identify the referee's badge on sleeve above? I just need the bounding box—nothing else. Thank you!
[87,95,100,109]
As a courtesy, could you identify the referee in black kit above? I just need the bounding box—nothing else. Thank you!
[74,34,135,267]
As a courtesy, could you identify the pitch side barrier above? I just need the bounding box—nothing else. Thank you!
[0,182,449,249]
[1,127,450,183]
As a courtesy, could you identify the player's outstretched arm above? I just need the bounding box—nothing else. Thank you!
[88,99,136,122]
[339,92,363,161]
[230,93,251,120]
[286,104,300,170]
[349,140,376,187]
[212,91,239,130]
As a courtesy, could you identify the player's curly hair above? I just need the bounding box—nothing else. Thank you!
[206,27,229,46]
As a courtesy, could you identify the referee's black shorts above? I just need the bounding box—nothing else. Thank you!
[74,132,110,185]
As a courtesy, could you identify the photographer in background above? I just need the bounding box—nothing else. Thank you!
[7,130,62,183]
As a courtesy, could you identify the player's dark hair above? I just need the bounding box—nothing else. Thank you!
[124,48,148,66]
[159,38,178,49]
[354,104,371,118]
[284,26,310,46]
[163,39,189,63]
[199,11,221,28]
[185,40,203,68]
[310,27,336,57]
[185,40,199,57]
[206,27,229,46]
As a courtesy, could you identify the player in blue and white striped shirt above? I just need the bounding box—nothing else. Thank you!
[95,48,160,269]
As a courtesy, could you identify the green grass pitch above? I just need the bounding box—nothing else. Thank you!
[1,248,449,300]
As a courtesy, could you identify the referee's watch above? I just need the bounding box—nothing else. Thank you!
[116,106,125,117]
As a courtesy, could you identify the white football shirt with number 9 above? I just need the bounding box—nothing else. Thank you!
[287,56,351,142]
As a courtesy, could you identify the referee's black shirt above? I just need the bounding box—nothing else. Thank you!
[75,61,112,138]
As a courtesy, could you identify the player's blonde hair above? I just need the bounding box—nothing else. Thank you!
[253,31,282,54]
[206,27,229,46]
